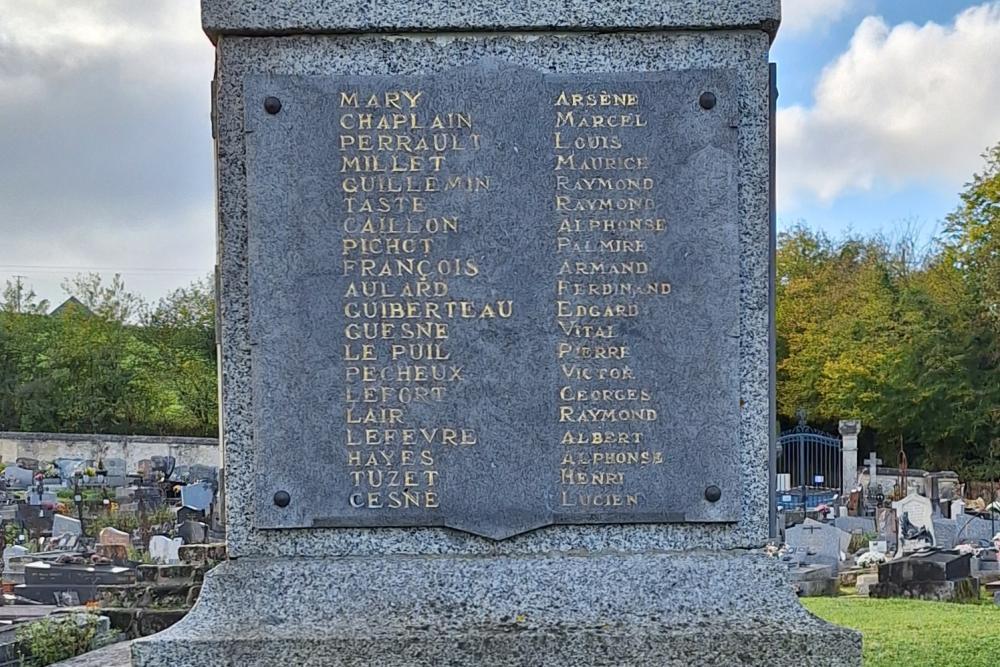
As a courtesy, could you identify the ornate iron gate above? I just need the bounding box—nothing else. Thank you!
[776,418,842,511]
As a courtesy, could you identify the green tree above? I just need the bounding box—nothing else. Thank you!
[935,142,1000,475]
[0,273,218,437]
[60,272,145,323]
[142,274,215,356]
[775,143,1000,476]
[944,143,1000,336]
[776,227,904,427]
[1,278,49,314]
[140,275,218,435]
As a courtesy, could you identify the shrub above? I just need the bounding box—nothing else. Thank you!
[17,614,100,666]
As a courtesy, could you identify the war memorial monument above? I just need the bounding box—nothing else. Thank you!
[133,0,862,664]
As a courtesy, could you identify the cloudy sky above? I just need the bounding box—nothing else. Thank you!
[1,0,999,305]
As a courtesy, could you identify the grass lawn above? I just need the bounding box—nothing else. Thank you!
[803,595,1000,667]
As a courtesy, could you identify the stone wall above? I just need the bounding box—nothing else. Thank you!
[0,432,219,473]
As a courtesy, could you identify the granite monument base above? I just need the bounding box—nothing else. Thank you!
[132,551,860,666]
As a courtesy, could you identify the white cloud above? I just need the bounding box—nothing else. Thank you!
[778,3,1000,210]
[781,0,856,34]
[0,1,215,303]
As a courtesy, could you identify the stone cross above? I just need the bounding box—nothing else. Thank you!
[863,452,882,489]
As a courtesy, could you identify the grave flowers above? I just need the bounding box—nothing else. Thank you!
[855,551,888,570]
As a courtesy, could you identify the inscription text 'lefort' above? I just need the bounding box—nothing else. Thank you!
[244,64,742,539]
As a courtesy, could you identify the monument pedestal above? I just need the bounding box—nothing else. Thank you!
[135,2,861,665]
[133,551,859,666]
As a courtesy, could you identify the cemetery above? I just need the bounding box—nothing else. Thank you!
[1,0,999,665]
[775,418,1000,608]
[0,453,223,663]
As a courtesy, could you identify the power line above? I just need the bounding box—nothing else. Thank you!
[0,264,205,274]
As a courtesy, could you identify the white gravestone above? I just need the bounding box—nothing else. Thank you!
[2,545,28,571]
[52,514,82,537]
[892,493,935,556]
[149,535,184,564]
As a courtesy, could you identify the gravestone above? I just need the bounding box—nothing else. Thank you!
[2,545,28,571]
[132,1,860,665]
[52,514,82,537]
[99,527,131,546]
[53,458,87,480]
[932,516,959,549]
[176,506,206,524]
[2,465,34,489]
[785,518,845,568]
[151,456,176,479]
[871,551,979,602]
[27,491,57,506]
[102,458,126,475]
[178,520,209,545]
[136,459,155,480]
[893,493,935,556]
[149,536,183,565]
[188,465,219,484]
[834,516,875,535]
[15,457,39,471]
[18,562,134,604]
[100,458,129,487]
[952,498,966,519]
[16,504,53,536]
[180,482,214,512]
[97,527,132,562]
[133,486,164,509]
[788,563,839,597]
[954,513,999,544]
[875,507,898,550]
[855,572,879,597]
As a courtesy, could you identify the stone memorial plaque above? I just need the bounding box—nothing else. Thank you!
[245,64,742,539]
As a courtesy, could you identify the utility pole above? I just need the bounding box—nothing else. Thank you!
[12,275,26,313]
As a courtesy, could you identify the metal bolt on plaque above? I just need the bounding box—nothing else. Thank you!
[264,96,282,114]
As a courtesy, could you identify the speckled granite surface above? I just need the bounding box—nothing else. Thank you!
[53,641,132,667]
[201,0,782,39]
[133,552,860,666]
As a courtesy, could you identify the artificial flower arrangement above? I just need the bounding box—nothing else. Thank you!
[855,550,888,568]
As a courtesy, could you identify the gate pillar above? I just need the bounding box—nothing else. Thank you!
[838,420,862,496]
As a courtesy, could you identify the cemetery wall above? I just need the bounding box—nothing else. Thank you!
[0,432,219,473]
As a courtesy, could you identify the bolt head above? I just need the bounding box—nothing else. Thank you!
[264,96,283,115]
[699,92,717,110]
[705,485,722,502]
[273,490,291,508]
